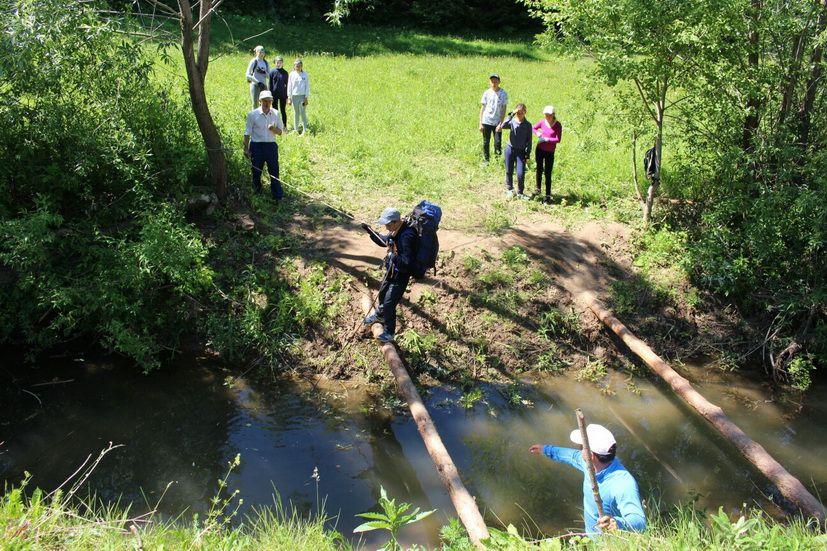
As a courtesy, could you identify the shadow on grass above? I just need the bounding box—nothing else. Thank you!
[209,17,546,60]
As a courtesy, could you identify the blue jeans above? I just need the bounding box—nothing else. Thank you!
[250,141,283,199]
[377,272,410,335]
[504,144,527,193]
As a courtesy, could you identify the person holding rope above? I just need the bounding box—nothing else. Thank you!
[243,90,284,200]
[528,424,646,535]
[361,208,418,343]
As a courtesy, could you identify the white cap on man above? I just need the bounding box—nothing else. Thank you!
[376,208,401,225]
[259,90,273,101]
[570,424,616,455]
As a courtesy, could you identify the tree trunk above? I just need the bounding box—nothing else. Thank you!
[742,0,761,152]
[361,296,490,547]
[178,0,228,201]
[580,291,826,525]
[797,0,827,149]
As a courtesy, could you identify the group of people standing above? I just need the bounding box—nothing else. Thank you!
[479,74,563,203]
[243,45,312,200]
[246,45,311,134]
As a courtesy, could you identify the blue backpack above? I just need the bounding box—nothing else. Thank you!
[407,200,442,279]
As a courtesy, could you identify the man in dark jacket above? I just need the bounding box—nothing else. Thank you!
[361,207,418,343]
[268,56,289,128]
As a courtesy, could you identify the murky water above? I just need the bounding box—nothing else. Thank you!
[2,356,825,548]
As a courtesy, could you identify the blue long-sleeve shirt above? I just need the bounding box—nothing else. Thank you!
[542,446,646,534]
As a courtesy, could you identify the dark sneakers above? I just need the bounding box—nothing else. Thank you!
[363,312,384,325]
[376,332,395,343]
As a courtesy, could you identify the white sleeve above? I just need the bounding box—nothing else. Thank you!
[305,73,310,97]
[287,72,295,96]
[244,111,254,137]
[246,59,256,82]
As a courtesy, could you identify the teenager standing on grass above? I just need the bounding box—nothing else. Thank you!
[532,105,562,204]
[287,59,310,134]
[245,45,269,110]
[268,55,289,128]
[529,424,646,535]
[479,74,508,164]
[497,103,533,199]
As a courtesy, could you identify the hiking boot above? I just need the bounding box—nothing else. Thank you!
[517,193,530,201]
[363,312,384,325]
[542,195,552,205]
[531,190,541,200]
[376,331,395,343]
[504,189,514,199]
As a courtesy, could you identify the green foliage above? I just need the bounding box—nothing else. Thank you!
[537,308,580,340]
[398,329,438,357]
[0,468,347,550]
[353,486,435,551]
[786,355,815,392]
[459,386,484,409]
[536,348,570,373]
[0,0,207,370]
[501,246,530,269]
[576,358,608,383]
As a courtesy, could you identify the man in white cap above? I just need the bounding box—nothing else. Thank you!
[243,90,284,200]
[529,424,646,535]
[361,207,418,343]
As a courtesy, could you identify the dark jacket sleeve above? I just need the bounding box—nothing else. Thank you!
[369,230,388,248]
[394,227,418,274]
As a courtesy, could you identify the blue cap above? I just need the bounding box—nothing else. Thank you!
[376,208,401,225]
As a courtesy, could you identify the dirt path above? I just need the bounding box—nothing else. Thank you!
[308,216,633,305]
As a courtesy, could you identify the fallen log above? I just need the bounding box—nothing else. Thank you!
[360,296,490,547]
[579,291,826,525]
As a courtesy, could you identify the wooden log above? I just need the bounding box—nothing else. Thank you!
[579,291,826,524]
[360,296,490,547]
[575,409,605,517]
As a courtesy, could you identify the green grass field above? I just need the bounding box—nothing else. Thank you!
[156,17,634,230]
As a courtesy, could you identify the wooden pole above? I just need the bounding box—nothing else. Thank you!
[360,296,490,547]
[575,409,605,518]
[579,291,826,525]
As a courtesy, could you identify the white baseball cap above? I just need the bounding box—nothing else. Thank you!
[543,105,556,115]
[570,424,616,455]
[259,91,273,101]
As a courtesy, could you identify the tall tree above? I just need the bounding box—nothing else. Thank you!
[522,0,715,222]
[148,0,228,200]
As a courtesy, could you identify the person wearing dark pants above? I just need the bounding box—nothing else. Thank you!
[243,90,285,199]
[532,105,563,204]
[497,103,533,199]
[479,74,508,163]
[361,207,418,343]
[268,55,289,128]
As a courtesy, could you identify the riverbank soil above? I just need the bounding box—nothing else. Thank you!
[246,199,750,393]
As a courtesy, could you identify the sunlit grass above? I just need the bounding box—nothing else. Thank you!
[153,16,630,230]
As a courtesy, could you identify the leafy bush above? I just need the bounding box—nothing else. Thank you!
[0,0,206,370]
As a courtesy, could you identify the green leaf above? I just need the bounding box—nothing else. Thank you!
[353,520,392,533]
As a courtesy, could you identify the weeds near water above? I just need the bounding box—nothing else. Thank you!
[353,486,435,551]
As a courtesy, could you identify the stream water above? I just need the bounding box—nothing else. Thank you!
[2,356,826,548]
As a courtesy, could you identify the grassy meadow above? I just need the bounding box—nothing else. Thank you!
[157,18,635,229]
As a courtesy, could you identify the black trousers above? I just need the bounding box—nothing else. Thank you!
[481,124,502,161]
[535,148,555,196]
[276,96,287,127]
[376,272,411,335]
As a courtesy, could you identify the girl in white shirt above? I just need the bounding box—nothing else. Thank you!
[287,59,310,134]
[246,46,270,110]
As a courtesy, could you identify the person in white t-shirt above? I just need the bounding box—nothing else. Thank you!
[287,59,311,134]
[246,45,270,110]
[243,91,285,200]
[479,74,508,163]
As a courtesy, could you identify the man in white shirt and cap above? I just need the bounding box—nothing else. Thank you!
[243,90,284,200]
[529,424,647,535]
